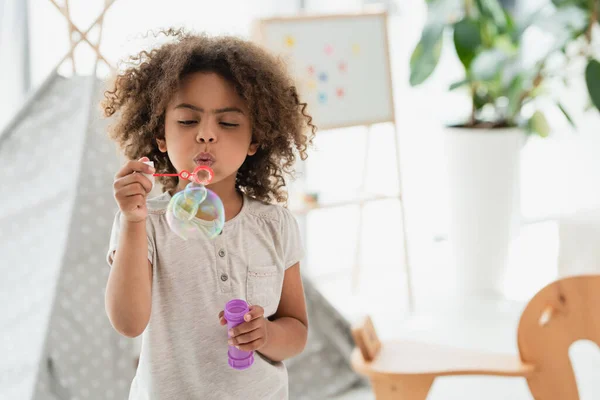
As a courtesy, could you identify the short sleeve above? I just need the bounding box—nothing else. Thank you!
[280,207,304,270]
[106,211,155,267]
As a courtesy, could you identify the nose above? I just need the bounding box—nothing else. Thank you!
[196,125,217,144]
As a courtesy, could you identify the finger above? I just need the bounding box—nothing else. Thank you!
[115,159,155,179]
[114,173,153,193]
[218,310,227,326]
[236,338,266,352]
[244,305,265,322]
[116,171,153,193]
[229,318,262,337]
[117,182,147,198]
[229,327,263,345]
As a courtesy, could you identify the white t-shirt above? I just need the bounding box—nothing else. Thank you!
[107,190,304,399]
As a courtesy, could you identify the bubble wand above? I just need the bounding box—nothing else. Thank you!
[152,165,214,186]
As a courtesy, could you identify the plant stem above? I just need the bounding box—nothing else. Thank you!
[516,61,546,117]
[586,0,598,44]
[465,0,472,18]
[470,84,477,126]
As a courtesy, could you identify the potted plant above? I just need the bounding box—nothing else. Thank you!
[409,0,600,299]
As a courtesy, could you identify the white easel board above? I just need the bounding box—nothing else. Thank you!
[254,12,395,129]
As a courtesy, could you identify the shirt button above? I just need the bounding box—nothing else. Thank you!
[218,249,226,258]
[220,274,228,282]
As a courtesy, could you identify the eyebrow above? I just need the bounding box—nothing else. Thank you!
[174,103,244,115]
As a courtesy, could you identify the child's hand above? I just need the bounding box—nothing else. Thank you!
[113,157,155,223]
[218,310,227,326]
[219,305,269,351]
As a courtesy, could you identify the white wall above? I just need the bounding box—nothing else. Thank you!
[0,0,29,132]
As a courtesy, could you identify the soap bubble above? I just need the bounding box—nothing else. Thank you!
[184,183,208,204]
[171,195,199,222]
[166,182,225,240]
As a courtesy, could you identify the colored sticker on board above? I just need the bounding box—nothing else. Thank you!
[336,88,345,98]
[307,80,317,90]
[284,35,295,48]
[319,72,328,82]
[318,92,327,104]
[338,61,347,72]
[307,65,315,75]
[352,43,360,55]
[324,44,333,56]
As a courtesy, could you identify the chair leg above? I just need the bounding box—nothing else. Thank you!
[371,376,434,400]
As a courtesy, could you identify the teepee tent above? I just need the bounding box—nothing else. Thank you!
[0,72,136,400]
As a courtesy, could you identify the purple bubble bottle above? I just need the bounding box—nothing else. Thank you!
[225,299,254,370]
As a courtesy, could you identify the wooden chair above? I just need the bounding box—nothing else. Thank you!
[351,275,600,399]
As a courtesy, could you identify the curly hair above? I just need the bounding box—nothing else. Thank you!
[101,28,316,204]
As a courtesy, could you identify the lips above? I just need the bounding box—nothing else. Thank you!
[195,160,213,167]
[194,152,215,166]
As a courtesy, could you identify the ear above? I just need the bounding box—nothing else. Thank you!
[247,142,259,156]
[157,138,167,153]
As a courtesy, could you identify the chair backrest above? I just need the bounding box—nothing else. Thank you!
[517,274,600,400]
[351,316,381,362]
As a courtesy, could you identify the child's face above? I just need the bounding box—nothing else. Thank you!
[158,72,257,190]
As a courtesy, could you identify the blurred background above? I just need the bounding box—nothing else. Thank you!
[1,0,600,399]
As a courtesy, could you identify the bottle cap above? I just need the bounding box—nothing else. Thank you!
[141,160,155,189]
[227,351,254,370]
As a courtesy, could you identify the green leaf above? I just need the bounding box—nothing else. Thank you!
[557,102,576,129]
[480,19,498,47]
[449,79,470,91]
[585,59,600,112]
[475,0,507,29]
[528,111,550,137]
[474,88,491,110]
[409,24,445,86]
[470,49,510,81]
[453,18,482,69]
[502,9,516,38]
[493,34,517,54]
[551,0,575,6]
[425,0,465,25]
[553,0,591,9]
[506,74,524,117]
[529,85,548,99]
[552,0,592,10]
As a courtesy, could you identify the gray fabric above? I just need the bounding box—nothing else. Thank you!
[0,75,135,400]
[285,279,367,400]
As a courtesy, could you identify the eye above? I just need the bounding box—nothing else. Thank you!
[220,122,239,128]
[178,120,197,126]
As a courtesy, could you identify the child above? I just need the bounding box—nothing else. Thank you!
[102,28,316,399]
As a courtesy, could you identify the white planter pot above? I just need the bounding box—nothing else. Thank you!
[444,126,524,299]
